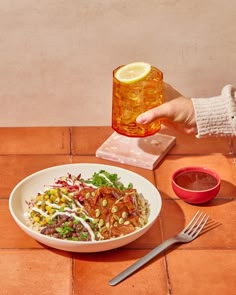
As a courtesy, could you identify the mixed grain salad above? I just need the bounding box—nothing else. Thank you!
[26,170,150,241]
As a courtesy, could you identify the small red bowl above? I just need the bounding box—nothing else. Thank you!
[172,166,221,204]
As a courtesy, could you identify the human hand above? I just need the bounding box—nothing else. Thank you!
[136,83,197,134]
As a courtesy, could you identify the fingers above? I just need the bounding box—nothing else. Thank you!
[136,83,185,124]
[136,110,155,124]
[136,103,171,124]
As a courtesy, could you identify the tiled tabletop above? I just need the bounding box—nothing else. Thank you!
[1,126,235,295]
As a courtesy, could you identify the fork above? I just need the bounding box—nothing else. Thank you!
[109,211,209,286]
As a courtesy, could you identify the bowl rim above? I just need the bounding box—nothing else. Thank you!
[172,166,221,193]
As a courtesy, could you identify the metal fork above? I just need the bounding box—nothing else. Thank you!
[109,211,209,286]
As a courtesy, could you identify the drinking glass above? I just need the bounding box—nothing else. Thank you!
[112,65,163,137]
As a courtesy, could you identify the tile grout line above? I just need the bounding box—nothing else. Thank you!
[158,211,172,295]
[67,127,73,164]
[71,253,75,295]
[156,174,173,295]
[69,127,73,156]
[164,254,172,295]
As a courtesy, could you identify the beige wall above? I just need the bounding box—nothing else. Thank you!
[0,0,235,127]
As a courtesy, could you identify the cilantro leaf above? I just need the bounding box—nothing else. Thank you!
[83,170,133,190]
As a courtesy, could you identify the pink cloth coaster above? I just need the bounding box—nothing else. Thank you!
[96,132,176,170]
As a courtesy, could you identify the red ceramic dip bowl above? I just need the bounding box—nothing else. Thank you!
[172,166,221,204]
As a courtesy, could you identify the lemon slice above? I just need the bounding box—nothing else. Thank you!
[115,62,151,84]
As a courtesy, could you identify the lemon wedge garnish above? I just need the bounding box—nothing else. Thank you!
[115,62,151,84]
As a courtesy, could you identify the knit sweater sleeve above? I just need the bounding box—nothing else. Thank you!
[191,85,236,137]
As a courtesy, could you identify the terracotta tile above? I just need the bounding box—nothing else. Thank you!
[71,126,113,155]
[0,200,44,249]
[160,199,236,249]
[2,127,235,295]
[0,249,72,295]
[0,127,71,155]
[159,126,231,155]
[155,153,236,199]
[72,155,156,184]
[73,249,168,295]
[167,249,236,295]
[0,155,72,198]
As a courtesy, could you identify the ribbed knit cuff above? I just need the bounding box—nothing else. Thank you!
[191,85,236,137]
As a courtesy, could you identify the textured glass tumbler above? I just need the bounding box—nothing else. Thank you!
[112,66,163,137]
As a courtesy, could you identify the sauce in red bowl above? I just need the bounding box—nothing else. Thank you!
[172,167,221,204]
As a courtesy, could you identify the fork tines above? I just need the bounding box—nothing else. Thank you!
[183,211,209,238]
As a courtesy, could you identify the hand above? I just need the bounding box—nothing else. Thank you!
[136,83,197,134]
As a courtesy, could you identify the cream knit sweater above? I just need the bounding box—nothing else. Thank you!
[191,85,236,137]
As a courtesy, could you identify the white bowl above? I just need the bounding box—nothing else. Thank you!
[9,163,162,252]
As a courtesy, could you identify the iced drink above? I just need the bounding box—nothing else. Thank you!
[112,63,163,137]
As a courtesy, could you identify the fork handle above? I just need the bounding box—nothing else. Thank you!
[109,237,177,286]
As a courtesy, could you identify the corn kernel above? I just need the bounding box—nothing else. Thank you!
[44,194,49,200]
[45,205,52,212]
[50,195,57,202]
[33,216,40,223]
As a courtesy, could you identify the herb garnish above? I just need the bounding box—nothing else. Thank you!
[83,170,133,191]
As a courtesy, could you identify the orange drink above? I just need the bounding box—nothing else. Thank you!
[112,62,163,137]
